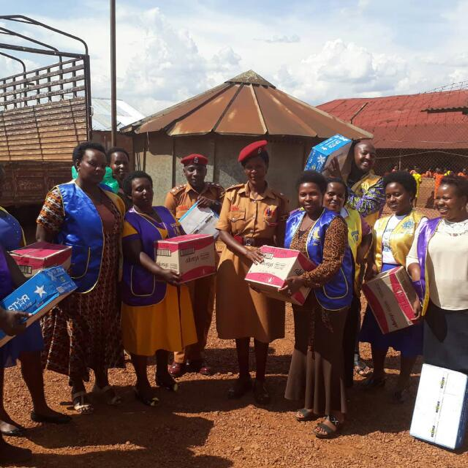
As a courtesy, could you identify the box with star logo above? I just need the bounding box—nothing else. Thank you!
[0,266,76,347]
[10,242,72,278]
[304,134,352,178]
[245,246,316,305]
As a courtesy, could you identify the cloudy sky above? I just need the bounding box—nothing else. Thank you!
[1,0,468,116]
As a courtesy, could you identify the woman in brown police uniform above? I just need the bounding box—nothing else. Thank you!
[216,140,289,404]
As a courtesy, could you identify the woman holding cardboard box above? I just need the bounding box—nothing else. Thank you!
[280,170,353,438]
[360,171,425,402]
[216,140,289,405]
[120,171,197,405]
[36,142,126,415]
[407,175,468,374]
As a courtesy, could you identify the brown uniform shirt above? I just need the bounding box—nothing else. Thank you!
[216,183,289,239]
[164,182,225,220]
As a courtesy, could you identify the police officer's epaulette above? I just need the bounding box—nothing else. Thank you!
[225,183,244,192]
[272,189,289,202]
[170,184,186,195]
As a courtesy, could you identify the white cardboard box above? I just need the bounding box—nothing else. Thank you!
[245,246,316,305]
[362,266,418,334]
[179,202,219,238]
[154,234,216,283]
[10,242,72,278]
[410,364,468,450]
[304,134,353,179]
[0,266,76,347]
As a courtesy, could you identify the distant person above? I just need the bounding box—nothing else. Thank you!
[433,168,444,205]
[457,168,467,179]
[108,147,132,210]
[423,168,434,178]
[412,166,422,206]
[164,154,224,378]
[391,164,399,173]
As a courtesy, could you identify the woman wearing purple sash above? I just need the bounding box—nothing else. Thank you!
[407,175,468,373]
[121,171,197,406]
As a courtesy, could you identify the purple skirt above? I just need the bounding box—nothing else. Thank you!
[360,263,423,358]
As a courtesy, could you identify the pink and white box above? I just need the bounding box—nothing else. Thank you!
[10,242,72,278]
[362,266,418,334]
[245,246,316,305]
[154,234,216,283]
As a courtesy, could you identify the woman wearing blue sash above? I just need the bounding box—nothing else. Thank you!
[121,171,197,406]
[360,172,425,402]
[36,142,125,415]
[282,171,353,439]
[407,176,468,373]
[0,165,70,436]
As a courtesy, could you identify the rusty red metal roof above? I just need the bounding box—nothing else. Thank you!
[317,90,468,149]
[123,70,372,140]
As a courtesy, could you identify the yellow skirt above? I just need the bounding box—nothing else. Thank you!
[121,284,197,356]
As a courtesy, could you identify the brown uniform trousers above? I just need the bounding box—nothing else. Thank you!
[164,182,224,363]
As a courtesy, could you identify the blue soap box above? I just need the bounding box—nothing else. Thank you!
[0,266,76,347]
[305,134,353,177]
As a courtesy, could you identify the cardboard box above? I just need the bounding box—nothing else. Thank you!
[245,246,316,305]
[0,266,77,347]
[410,364,468,450]
[154,234,216,283]
[362,266,417,334]
[304,134,352,178]
[10,242,72,278]
[179,202,219,238]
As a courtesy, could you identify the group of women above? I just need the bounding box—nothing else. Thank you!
[0,138,467,463]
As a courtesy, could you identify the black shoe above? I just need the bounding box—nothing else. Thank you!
[31,411,72,424]
[227,376,252,399]
[253,380,271,405]
[156,372,179,392]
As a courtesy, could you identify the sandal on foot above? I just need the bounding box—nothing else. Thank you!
[361,375,386,390]
[156,373,179,392]
[314,416,343,439]
[92,384,122,406]
[72,391,94,415]
[253,380,271,405]
[354,358,372,377]
[133,387,160,407]
[295,408,316,422]
[227,377,252,399]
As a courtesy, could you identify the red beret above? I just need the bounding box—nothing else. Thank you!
[180,154,208,166]
[238,140,268,163]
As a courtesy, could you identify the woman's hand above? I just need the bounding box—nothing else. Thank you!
[160,269,181,286]
[279,275,305,296]
[197,196,214,209]
[0,308,31,336]
[244,248,264,265]
[364,263,378,282]
[411,296,423,324]
[327,157,343,179]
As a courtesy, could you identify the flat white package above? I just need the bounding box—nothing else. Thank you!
[410,363,468,450]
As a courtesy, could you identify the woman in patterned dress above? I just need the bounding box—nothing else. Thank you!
[36,142,125,414]
[282,171,354,439]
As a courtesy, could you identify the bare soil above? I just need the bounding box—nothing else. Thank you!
[4,306,467,468]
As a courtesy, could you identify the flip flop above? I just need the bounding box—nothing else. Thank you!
[295,408,316,422]
[72,391,94,415]
[92,384,122,406]
[133,387,160,407]
[314,416,343,439]
[354,359,372,377]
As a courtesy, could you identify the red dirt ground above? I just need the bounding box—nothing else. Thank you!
[4,304,467,468]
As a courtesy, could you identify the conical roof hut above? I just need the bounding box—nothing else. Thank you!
[123,71,372,204]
